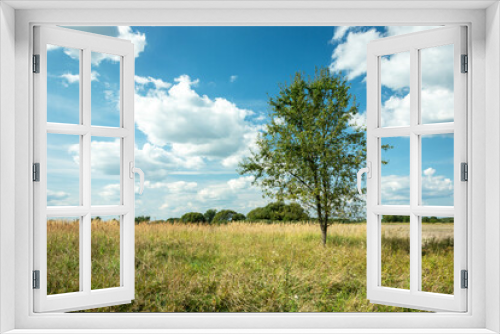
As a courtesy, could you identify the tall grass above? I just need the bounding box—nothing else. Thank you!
[46,219,454,312]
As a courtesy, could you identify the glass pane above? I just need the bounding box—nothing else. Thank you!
[420,44,454,124]
[47,216,80,294]
[380,137,410,205]
[381,215,410,290]
[91,137,121,206]
[91,215,120,290]
[380,52,410,127]
[91,51,121,127]
[421,134,454,206]
[47,133,80,206]
[47,45,80,124]
[421,216,454,294]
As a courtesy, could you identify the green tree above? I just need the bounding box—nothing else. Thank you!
[247,202,309,221]
[213,210,245,224]
[239,68,366,245]
[204,209,217,224]
[180,212,206,223]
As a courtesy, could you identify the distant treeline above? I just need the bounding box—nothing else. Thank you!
[381,215,454,223]
[135,208,453,225]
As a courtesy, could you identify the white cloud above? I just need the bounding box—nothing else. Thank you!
[60,71,100,86]
[230,75,238,83]
[330,26,448,91]
[135,75,171,90]
[51,27,146,66]
[196,176,260,206]
[381,168,453,205]
[349,111,367,129]
[99,183,121,202]
[135,74,259,166]
[332,26,349,41]
[330,28,382,80]
[47,190,70,205]
[380,88,453,127]
[145,180,198,192]
[380,52,410,91]
[381,93,410,127]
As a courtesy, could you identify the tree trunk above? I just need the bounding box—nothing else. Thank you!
[320,223,328,246]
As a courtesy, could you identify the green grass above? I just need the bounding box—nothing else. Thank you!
[46,220,454,312]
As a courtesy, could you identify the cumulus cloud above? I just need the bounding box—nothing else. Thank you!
[381,88,454,127]
[330,28,382,80]
[230,75,238,83]
[381,167,453,205]
[134,74,259,167]
[330,26,445,87]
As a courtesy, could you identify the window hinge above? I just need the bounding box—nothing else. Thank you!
[461,270,468,289]
[33,163,40,182]
[33,54,40,73]
[33,270,40,289]
[461,54,468,73]
[461,162,468,181]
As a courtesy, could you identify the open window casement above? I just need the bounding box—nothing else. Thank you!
[33,26,142,312]
[363,26,467,312]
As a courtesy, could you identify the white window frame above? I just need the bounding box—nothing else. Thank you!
[33,26,136,313]
[365,26,467,312]
[1,1,499,333]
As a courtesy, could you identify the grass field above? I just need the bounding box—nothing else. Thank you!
[46,219,454,312]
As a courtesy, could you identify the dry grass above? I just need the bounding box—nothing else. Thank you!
[46,219,454,312]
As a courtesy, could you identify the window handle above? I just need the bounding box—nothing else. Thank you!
[357,162,372,195]
[129,161,145,195]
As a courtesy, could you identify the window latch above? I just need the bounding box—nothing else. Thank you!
[129,162,145,195]
[357,162,372,195]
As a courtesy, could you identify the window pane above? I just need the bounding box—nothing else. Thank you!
[47,217,80,294]
[47,133,80,206]
[381,215,410,290]
[421,216,454,294]
[421,134,454,206]
[91,215,120,290]
[47,45,80,124]
[91,52,121,127]
[91,137,121,206]
[380,137,410,205]
[420,44,454,124]
[380,52,410,127]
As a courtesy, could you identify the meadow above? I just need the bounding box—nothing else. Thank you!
[46,219,454,312]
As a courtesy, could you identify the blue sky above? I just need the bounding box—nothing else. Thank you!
[46,26,454,219]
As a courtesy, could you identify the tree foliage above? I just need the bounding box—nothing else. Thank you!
[180,212,206,223]
[204,209,217,224]
[247,202,309,221]
[213,210,246,224]
[239,68,366,245]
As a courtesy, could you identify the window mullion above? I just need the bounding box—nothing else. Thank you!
[82,47,92,293]
[409,47,420,294]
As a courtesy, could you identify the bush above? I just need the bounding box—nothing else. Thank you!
[247,202,309,221]
[135,215,151,224]
[180,212,206,223]
[212,210,245,224]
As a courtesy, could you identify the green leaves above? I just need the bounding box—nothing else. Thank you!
[239,67,366,238]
